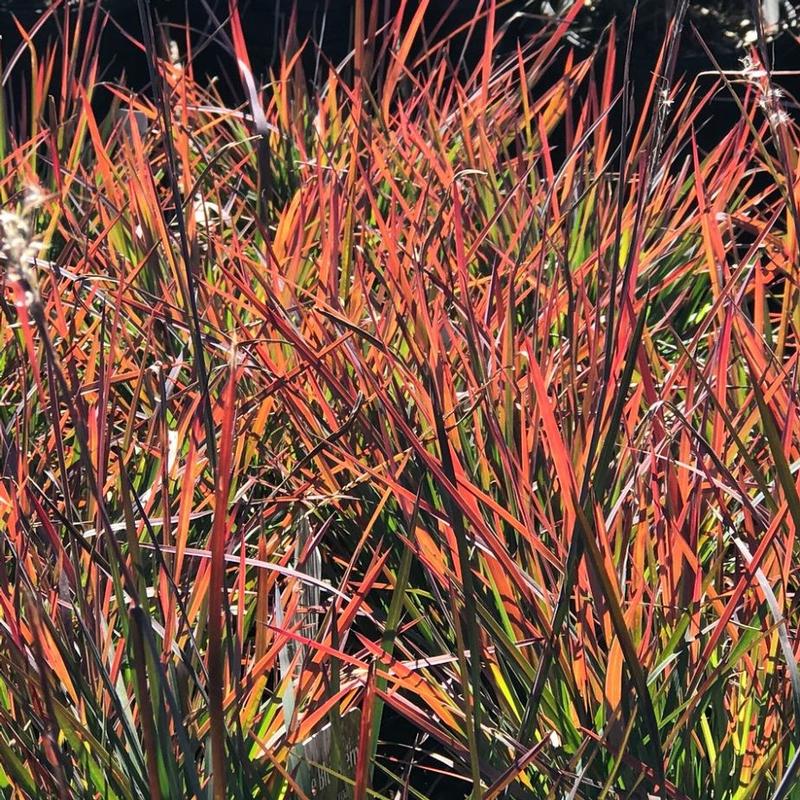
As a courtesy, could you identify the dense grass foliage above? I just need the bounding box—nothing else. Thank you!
[1,1,800,797]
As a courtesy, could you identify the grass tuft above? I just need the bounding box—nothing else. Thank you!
[0,1,799,797]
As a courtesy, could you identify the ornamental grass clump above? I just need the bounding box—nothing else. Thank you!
[0,0,799,798]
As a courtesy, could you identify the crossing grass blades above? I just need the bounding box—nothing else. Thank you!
[0,0,800,797]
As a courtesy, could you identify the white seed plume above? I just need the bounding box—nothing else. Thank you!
[0,188,47,309]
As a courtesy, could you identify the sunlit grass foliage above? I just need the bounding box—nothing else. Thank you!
[0,0,799,797]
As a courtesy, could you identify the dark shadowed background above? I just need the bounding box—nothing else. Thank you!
[1,1,797,153]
